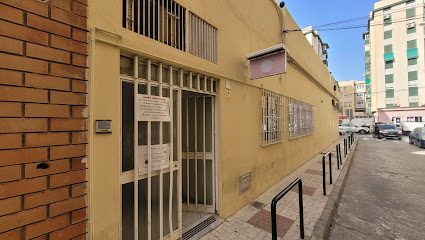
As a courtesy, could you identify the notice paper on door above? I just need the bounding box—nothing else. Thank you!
[138,144,170,173]
[137,94,171,122]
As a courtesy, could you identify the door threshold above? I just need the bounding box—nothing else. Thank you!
[181,214,223,240]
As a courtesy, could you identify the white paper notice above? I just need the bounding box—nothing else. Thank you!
[138,144,170,173]
[137,94,171,122]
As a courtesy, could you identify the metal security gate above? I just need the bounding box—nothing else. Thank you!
[120,55,217,240]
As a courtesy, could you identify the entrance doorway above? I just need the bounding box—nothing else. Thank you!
[119,55,217,240]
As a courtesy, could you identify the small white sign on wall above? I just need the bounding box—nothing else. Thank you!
[138,144,170,173]
[137,94,171,122]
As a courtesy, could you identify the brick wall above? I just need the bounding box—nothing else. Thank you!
[0,0,88,239]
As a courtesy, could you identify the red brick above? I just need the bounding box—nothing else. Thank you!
[51,63,86,80]
[0,0,48,16]
[0,52,48,74]
[25,159,70,178]
[32,235,47,240]
[0,36,22,55]
[49,221,86,240]
[50,144,86,160]
[71,157,86,170]
[72,28,87,42]
[72,53,87,67]
[50,91,86,105]
[24,187,69,210]
[71,183,85,197]
[0,177,47,199]
[0,118,47,133]
[0,148,47,167]
[25,73,70,91]
[71,208,86,224]
[51,35,87,55]
[51,7,87,29]
[71,132,87,144]
[25,132,70,148]
[0,102,22,117]
[0,85,48,103]
[27,13,71,38]
[51,0,72,11]
[51,119,87,131]
[0,134,22,149]
[72,80,87,93]
[0,3,23,24]
[27,43,71,64]
[25,103,70,118]
[72,1,86,17]
[0,20,48,45]
[50,170,85,188]
[71,106,88,118]
[0,196,20,216]
[25,213,70,240]
[0,165,21,182]
[49,196,85,217]
[0,206,46,233]
[0,69,22,86]
[0,228,20,240]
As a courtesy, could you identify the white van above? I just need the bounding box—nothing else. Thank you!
[400,122,425,135]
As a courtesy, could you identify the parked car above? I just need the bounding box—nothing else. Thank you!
[373,124,402,140]
[409,127,425,148]
[351,118,374,128]
[339,129,347,136]
[400,122,425,136]
[339,123,370,134]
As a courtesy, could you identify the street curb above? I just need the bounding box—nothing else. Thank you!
[310,138,359,240]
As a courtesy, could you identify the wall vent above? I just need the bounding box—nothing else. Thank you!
[239,172,251,194]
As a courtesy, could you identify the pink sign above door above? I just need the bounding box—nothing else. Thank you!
[249,51,287,80]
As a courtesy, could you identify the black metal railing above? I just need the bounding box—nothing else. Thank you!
[271,178,304,240]
[322,151,332,195]
[336,143,342,169]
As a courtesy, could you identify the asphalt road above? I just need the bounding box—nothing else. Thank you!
[328,134,425,240]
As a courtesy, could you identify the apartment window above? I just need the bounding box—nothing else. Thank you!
[406,8,416,19]
[123,0,186,51]
[410,102,419,107]
[384,45,392,54]
[385,61,393,69]
[261,89,284,146]
[408,58,418,65]
[289,98,314,139]
[407,40,417,49]
[408,71,418,80]
[408,117,423,122]
[385,74,394,83]
[386,89,394,98]
[407,26,416,34]
[384,30,392,39]
[409,87,419,96]
[188,12,218,63]
[384,16,392,26]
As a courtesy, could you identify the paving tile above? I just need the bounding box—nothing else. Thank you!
[247,209,294,238]
[304,169,322,176]
[290,185,316,196]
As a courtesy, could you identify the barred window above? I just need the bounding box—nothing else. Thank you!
[289,98,314,139]
[188,12,218,63]
[262,89,284,146]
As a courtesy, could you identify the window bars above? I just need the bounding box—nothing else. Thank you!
[123,0,186,51]
[261,89,284,146]
[188,12,218,64]
[288,98,314,139]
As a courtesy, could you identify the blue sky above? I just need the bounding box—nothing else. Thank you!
[285,0,376,82]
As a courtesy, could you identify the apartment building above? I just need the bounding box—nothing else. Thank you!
[0,0,340,239]
[302,26,330,66]
[367,0,425,123]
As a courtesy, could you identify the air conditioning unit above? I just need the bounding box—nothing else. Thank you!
[364,35,369,40]
[394,103,400,107]
[407,22,415,28]
[383,14,391,20]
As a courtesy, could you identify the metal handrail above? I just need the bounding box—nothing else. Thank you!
[271,178,304,240]
[322,151,332,195]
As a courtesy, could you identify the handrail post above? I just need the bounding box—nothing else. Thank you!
[348,136,351,149]
[271,201,277,240]
[322,156,326,195]
[344,138,347,157]
[329,152,332,184]
[336,144,340,170]
[298,180,305,239]
[339,143,342,165]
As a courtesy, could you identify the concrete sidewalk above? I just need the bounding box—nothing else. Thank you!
[201,137,355,240]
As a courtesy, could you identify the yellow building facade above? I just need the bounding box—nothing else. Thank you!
[87,0,340,239]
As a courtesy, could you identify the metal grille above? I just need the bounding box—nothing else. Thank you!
[188,12,218,63]
[261,89,284,146]
[289,98,314,139]
[181,216,216,240]
[123,0,186,51]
